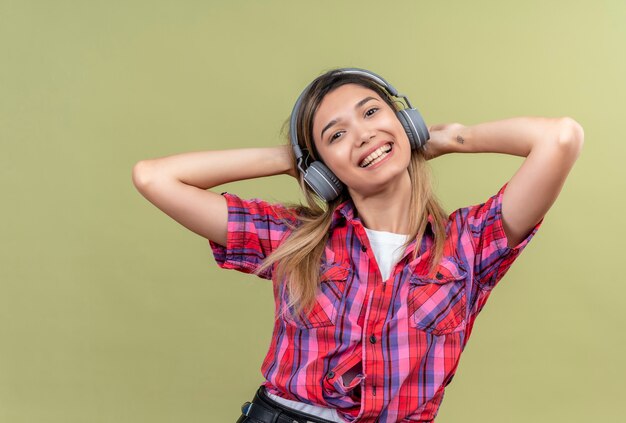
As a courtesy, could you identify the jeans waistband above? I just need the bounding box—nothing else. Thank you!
[238,386,338,423]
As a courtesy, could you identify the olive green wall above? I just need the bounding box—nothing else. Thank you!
[1,1,623,421]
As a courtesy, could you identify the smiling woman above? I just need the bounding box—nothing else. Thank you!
[132,67,582,422]
[312,84,414,198]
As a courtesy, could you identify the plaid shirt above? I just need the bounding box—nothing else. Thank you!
[209,183,542,422]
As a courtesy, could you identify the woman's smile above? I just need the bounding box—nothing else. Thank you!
[358,142,394,168]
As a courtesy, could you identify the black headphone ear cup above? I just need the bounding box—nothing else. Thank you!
[396,108,430,150]
[303,161,344,202]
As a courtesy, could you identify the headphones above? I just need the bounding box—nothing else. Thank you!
[289,67,430,202]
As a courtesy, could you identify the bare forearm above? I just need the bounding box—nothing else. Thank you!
[133,145,294,189]
[449,116,569,157]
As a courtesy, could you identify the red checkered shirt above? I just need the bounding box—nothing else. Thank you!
[209,183,542,422]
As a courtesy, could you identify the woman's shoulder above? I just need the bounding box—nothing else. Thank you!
[445,182,509,224]
[220,191,304,224]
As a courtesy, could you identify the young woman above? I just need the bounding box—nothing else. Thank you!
[132,68,583,422]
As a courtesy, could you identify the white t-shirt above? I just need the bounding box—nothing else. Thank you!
[267,228,409,421]
[363,227,409,281]
[266,391,344,421]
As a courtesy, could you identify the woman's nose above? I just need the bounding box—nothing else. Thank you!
[358,126,376,145]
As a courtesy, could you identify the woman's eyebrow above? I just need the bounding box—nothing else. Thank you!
[320,96,378,140]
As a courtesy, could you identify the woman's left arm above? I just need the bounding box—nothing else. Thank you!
[427,117,585,247]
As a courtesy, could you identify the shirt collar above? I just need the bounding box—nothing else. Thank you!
[330,198,356,229]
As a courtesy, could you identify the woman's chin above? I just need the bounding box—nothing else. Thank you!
[347,171,411,199]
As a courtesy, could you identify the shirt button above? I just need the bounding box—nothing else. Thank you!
[327,371,335,379]
[369,335,377,344]
[436,272,444,280]
[361,245,367,252]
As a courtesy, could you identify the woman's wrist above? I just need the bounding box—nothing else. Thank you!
[276,145,298,178]
[425,123,467,159]
[449,124,470,154]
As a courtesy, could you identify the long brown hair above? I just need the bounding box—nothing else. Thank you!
[255,69,448,318]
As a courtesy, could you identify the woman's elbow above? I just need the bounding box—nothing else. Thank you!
[556,117,585,159]
[132,160,157,192]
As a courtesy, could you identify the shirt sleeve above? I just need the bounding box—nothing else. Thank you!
[208,192,298,280]
[463,182,543,291]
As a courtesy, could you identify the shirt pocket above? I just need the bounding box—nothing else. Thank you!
[282,262,350,329]
[407,256,468,335]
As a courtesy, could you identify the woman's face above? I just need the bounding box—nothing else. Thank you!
[311,83,412,197]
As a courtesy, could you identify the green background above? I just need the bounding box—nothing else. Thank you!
[1,1,624,421]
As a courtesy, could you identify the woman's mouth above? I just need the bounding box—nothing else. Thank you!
[359,143,393,168]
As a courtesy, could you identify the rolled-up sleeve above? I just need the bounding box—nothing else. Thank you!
[464,183,543,291]
[208,192,297,280]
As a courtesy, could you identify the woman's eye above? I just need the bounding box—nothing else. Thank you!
[330,131,343,142]
[365,107,379,117]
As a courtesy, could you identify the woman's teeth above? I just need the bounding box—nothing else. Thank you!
[360,143,393,168]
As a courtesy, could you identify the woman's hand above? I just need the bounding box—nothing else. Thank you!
[423,123,466,160]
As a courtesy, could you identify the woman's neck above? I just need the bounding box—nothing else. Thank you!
[349,172,413,234]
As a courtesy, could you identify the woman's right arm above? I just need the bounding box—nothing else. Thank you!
[131,145,296,246]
